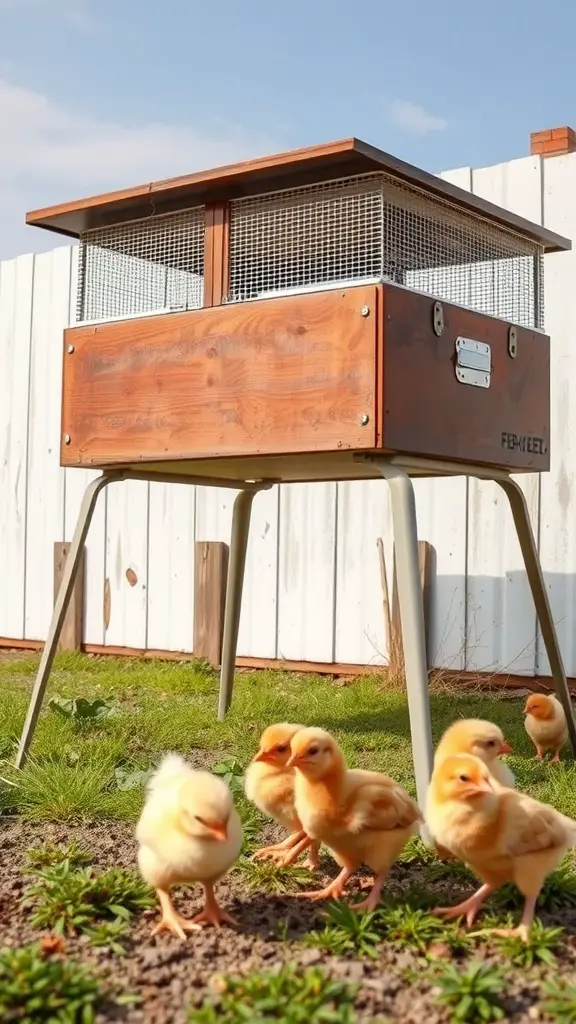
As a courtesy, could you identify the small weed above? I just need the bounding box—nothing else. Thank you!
[490,919,563,967]
[114,765,153,791]
[84,918,130,956]
[433,961,505,1023]
[0,941,103,1022]
[398,837,438,866]
[305,902,382,959]
[22,859,154,935]
[379,904,450,954]
[236,857,312,895]
[24,840,92,872]
[211,757,245,796]
[542,978,576,1022]
[188,964,359,1023]
[48,696,114,727]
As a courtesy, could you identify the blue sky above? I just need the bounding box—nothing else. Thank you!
[1,0,575,259]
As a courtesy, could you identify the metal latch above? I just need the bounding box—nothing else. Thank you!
[455,337,491,389]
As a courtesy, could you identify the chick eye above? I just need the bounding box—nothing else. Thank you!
[459,774,469,783]
[194,815,206,825]
[309,746,318,756]
[277,744,287,753]
[486,740,496,748]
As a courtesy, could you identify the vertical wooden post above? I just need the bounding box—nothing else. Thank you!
[193,541,229,667]
[390,540,433,674]
[53,541,85,651]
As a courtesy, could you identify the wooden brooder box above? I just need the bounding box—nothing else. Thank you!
[27,139,570,480]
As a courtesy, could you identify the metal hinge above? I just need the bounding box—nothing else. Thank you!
[455,337,491,389]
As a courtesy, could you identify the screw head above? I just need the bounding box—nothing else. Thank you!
[360,413,370,426]
[360,305,370,317]
[67,344,75,354]
[63,433,71,445]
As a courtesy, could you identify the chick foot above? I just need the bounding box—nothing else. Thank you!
[190,884,239,929]
[349,872,387,913]
[551,752,561,764]
[481,896,536,944]
[299,866,354,902]
[251,832,304,862]
[303,841,321,871]
[151,890,201,940]
[432,883,494,928]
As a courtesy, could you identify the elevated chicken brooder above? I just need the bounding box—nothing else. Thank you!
[17,138,576,808]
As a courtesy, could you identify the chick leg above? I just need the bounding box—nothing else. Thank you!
[299,865,354,902]
[303,840,321,871]
[251,831,305,862]
[151,889,201,940]
[536,745,544,760]
[190,882,239,928]
[432,883,495,928]
[488,895,537,943]
[274,834,313,867]
[349,871,388,913]
[551,751,561,763]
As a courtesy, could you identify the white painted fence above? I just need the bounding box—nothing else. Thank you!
[1,151,576,676]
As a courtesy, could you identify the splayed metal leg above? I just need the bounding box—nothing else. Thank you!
[495,474,576,756]
[218,489,259,720]
[15,472,121,769]
[372,460,434,817]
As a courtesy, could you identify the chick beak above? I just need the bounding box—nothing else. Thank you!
[253,749,274,764]
[286,752,301,769]
[207,822,228,842]
[499,740,513,755]
[472,778,493,796]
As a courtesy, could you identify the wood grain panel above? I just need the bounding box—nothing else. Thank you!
[203,202,230,306]
[381,284,551,472]
[61,285,378,467]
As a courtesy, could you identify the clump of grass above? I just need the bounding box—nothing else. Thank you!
[486,918,563,967]
[236,857,312,895]
[188,964,359,1023]
[304,902,382,959]
[83,918,130,956]
[24,839,92,873]
[5,751,119,822]
[0,941,103,1023]
[22,859,154,936]
[380,904,461,955]
[542,978,576,1022]
[433,961,506,1023]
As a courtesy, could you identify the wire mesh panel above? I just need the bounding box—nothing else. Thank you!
[227,173,544,329]
[76,206,205,322]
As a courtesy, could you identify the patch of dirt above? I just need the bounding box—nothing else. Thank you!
[1,819,575,1023]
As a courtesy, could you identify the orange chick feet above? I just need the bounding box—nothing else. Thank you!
[349,873,387,913]
[432,883,494,928]
[191,884,239,928]
[299,866,353,902]
[151,890,202,940]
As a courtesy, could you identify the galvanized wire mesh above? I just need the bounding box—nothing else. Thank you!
[76,206,205,322]
[227,173,544,329]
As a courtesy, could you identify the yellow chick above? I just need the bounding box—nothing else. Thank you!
[287,727,421,912]
[136,754,243,939]
[425,753,576,941]
[523,693,568,762]
[244,723,320,869]
[434,718,515,787]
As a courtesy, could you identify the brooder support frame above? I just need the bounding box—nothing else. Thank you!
[15,457,576,815]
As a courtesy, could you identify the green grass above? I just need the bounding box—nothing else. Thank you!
[1,651,576,826]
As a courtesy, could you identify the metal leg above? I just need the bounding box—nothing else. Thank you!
[218,489,257,720]
[15,473,120,769]
[373,460,434,817]
[495,475,576,756]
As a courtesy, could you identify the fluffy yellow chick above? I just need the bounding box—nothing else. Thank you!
[434,718,515,787]
[287,727,421,912]
[136,754,243,939]
[244,723,320,869]
[523,693,568,762]
[425,753,576,941]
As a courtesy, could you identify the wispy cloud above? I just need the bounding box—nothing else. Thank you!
[386,99,447,136]
[0,77,276,259]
